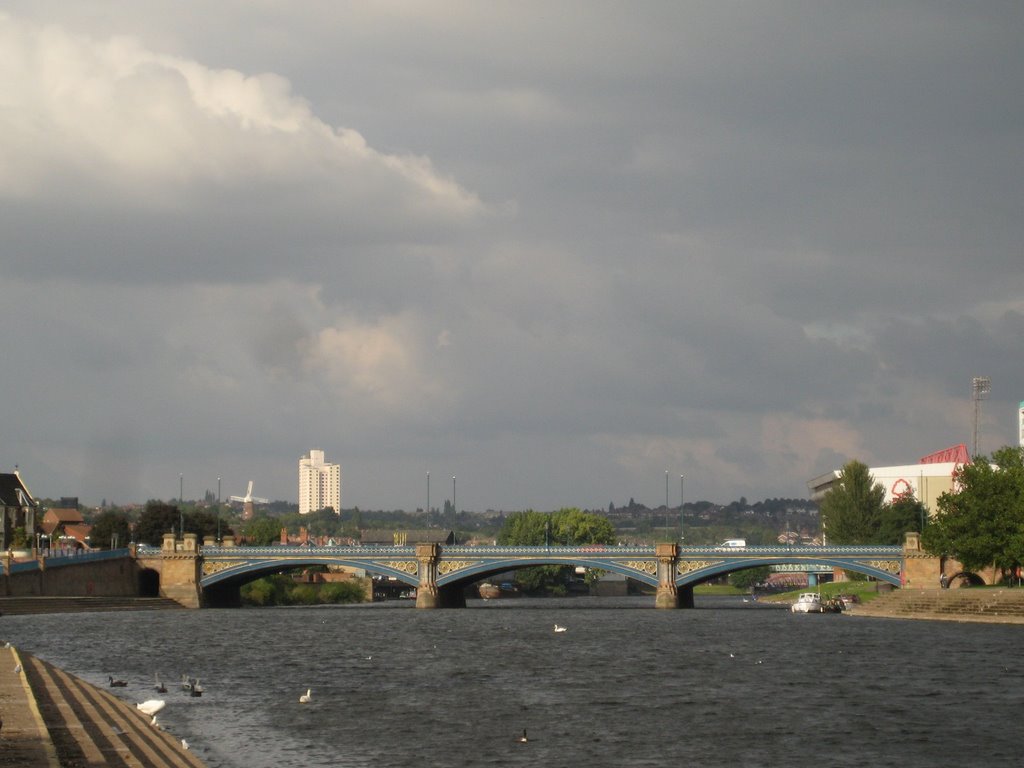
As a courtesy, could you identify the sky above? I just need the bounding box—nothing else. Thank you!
[2,3,1022,512]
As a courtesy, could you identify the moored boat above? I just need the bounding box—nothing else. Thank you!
[478,583,501,599]
[790,592,823,613]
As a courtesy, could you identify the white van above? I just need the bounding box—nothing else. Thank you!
[720,539,746,548]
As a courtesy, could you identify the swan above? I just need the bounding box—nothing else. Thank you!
[553,624,567,633]
[181,738,189,750]
[136,699,166,717]
[108,675,127,687]
[299,689,312,703]
[154,674,167,693]
[13,663,22,674]
[518,729,529,743]
[189,679,204,697]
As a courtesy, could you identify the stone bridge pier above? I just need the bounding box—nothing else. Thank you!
[414,542,466,608]
[653,543,694,609]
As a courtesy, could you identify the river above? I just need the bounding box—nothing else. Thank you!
[1,596,1020,767]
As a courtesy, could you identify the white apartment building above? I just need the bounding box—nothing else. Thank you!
[298,449,341,515]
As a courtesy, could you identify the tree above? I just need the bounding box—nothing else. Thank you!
[879,494,926,545]
[497,510,550,546]
[90,510,131,549]
[819,460,886,544]
[244,516,282,546]
[922,446,1024,580]
[497,508,616,593]
[135,502,180,546]
[728,565,771,591]
[552,508,616,546]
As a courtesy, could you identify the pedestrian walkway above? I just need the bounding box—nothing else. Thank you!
[0,644,59,767]
[0,645,206,767]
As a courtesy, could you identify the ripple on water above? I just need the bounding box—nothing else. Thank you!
[2,598,1023,768]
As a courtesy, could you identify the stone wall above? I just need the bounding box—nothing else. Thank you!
[1,555,141,597]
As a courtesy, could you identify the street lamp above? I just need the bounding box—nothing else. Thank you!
[665,470,669,534]
[426,471,430,515]
[452,475,456,514]
[972,376,991,457]
[680,474,684,544]
[178,473,184,540]
[217,476,222,543]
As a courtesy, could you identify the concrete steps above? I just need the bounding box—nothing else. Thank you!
[20,650,208,768]
[0,597,185,616]
[850,588,1024,621]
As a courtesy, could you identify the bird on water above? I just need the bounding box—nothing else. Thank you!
[299,689,312,703]
[519,729,529,743]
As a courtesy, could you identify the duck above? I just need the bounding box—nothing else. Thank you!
[299,688,312,703]
[553,624,567,633]
[136,699,166,717]
[154,675,167,693]
[518,729,529,743]
[108,676,128,687]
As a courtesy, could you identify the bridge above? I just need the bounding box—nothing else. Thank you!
[134,537,906,608]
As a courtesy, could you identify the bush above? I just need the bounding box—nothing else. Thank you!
[320,581,367,604]
[242,579,277,606]
[290,585,319,605]
[240,575,369,606]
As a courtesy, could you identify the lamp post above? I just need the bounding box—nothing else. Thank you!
[680,474,684,544]
[426,471,430,515]
[217,476,222,543]
[972,376,991,457]
[665,470,669,535]
[452,475,456,514]
[178,474,184,540]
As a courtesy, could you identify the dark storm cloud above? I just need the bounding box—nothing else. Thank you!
[1,4,1022,509]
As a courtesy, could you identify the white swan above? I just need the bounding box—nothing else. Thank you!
[137,700,166,717]
[299,689,312,703]
[181,738,189,750]
[553,624,567,633]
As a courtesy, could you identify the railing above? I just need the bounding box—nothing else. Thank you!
[5,547,131,574]
[155,543,905,559]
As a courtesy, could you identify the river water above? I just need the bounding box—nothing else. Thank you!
[2,596,1020,767]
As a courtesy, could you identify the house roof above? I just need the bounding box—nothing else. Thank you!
[0,472,35,508]
[44,508,84,523]
[59,524,92,545]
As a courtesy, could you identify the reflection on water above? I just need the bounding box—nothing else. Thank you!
[2,596,1021,768]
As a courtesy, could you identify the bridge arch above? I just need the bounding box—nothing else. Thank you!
[675,556,902,588]
[434,556,660,590]
[202,556,419,591]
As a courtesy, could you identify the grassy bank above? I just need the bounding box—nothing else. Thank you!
[756,580,888,605]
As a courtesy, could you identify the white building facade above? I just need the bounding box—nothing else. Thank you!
[806,445,970,523]
[298,449,341,515]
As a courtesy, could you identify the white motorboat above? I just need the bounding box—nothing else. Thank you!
[790,592,823,613]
